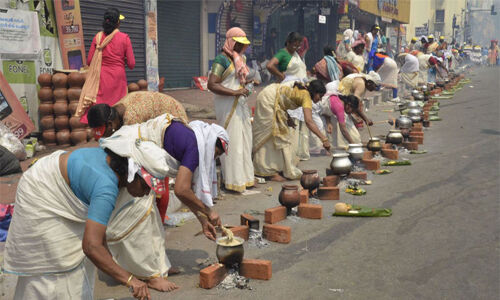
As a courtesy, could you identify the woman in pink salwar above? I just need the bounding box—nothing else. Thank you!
[80,8,135,123]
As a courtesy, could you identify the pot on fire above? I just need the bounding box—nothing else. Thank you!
[330,152,352,176]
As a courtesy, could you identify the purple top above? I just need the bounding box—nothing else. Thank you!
[163,121,199,173]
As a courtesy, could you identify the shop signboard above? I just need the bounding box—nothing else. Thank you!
[358,0,410,24]
[0,8,41,58]
[54,0,86,70]
[0,70,35,139]
[415,26,428,37]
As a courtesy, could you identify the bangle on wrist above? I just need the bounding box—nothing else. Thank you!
[126,274,134,287]
[321,137,329,143]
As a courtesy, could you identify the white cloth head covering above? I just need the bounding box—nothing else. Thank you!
[365,71,382,85]
[189,120,229,207]
[343,29,353,42]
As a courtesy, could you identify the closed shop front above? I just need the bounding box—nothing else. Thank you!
[158,0,201,89]
[80,0,147,83]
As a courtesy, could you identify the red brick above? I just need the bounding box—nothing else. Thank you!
[264,206,287,224]
[411,126,423,132]
[410,131,424,137]
[263,224,291,243]
[299,189,309,204]
[402,141,418,150]
[322,175,340,187]
[239,259,272,280]
[382,143,392,149]
[223,225,249,241]
[381,149,399,160]
[317,186,340,200]
[348,171,367,180]
[240,213,259,230]
[298,203,323,219]
[361,159,380,170]
[363,151,374,159]
[409,136,424,144]
[412,123,423,129]
[200,263,227,289]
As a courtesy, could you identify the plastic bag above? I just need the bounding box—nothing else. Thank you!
[0,123,26,161]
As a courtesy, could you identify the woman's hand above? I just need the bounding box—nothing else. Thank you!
[233,88,249,97]
[201,219,217,241]
[278,72,286,82]
[207,210,222,228]
[129,277,151,300]
[327,123,333,134]
[322,139,331,151]
[366,119,374,126]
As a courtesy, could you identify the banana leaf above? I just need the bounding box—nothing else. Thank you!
[429,116,442,121]
[410,150,427,154]
[383,160,412,166]
[333,206,392,217]
[374,169,392,175]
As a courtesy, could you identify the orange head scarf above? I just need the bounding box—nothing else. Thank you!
[223,27,249,84]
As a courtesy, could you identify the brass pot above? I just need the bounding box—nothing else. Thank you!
[330,152,352,176]
[300,170,320,192]
[216,237,244,266]
[367,137,382,152]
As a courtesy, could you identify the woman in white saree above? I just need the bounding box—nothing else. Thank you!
[208,27,255,193]
[2,138,173,299]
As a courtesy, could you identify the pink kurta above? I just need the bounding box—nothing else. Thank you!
[81,31,135,123]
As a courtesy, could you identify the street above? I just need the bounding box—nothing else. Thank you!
[80,67,499,299]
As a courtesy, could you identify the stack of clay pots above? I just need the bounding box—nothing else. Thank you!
[127,79,148,93]
[38,74,56,146]
[38,72,90,146]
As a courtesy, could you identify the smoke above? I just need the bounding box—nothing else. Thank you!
[469,0,500,46]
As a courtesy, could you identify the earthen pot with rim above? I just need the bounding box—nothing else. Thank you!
[38,73,52,87]
[42,129,57,145]
[55,115,69,130]
[38,102,54,116]
[56,129,71,146]
[69,116,85,129]
[300,170,320,192]
[68,100,79,115]
[67,72,83,88]
[53,88,68,100]
[40,115,55,130]
[52,73,68,88]
[278,184,301,215]
[70,128,88,145]
[54,99,68,116]
[86,127,94,141]
[67,87,82,101]
[137,79,148,91]
[128,83,140,93]
[38,87,53,102]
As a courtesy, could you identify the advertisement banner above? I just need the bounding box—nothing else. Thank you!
[358,0,410,24]
[0,70,35,139]
[0,8,41,58]
[54,0,86,70]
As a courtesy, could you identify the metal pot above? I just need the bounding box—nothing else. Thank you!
[386,129,404,145]
[330,152,352,176]
[367,137,382,152]
[396,115,412,129]
[216,236,244,266]
[408,108,422,116]
[414,94,424,100]
[411,89,420,97]
[407,101,420,109]
[300,170,320,192]
[278,185,301,214]
[410,115,422,123]
[347,144,364,161]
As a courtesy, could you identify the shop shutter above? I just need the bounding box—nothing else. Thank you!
[80,0,146,83]
[157,0,201,89]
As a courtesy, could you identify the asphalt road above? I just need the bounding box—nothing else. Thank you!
[1,67,498,300]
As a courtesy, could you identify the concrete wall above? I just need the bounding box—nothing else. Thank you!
[201,0,224,76]
[406,0,432,42]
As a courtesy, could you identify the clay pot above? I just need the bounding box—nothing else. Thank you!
[278,184,300,215]
[53,88,68,100]
[42,129,56,144]
[38,73,52,87]
[67,87,82,101]
[137,79,148,91]
[55,115,69,130]
[56,129,71,145]
[52,73,68,88]
[40,115,55,130]
[69,116,85,129]
[38,87,53,102]
[68,72,84,88]
[86,127,94,141]
[68,100,79,115]
[53,99,68,116]
[38,102,54,116]
[128,83,140,93]
[70,128,88,145]
[300,170,320,192]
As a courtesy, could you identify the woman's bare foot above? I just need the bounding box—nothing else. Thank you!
[269,174,287,182]
[168,266,181,276]
[147,277,179,292]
